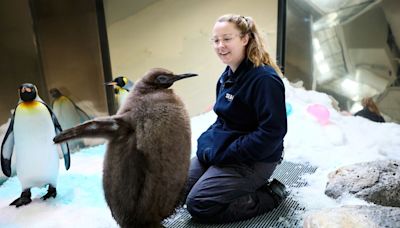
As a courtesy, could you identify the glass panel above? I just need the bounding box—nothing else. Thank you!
[286,0,400,122]
[0,0,109,125]
[0,1,45,124]
[103,0,279,117]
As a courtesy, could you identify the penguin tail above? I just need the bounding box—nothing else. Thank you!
[53,117,126,143]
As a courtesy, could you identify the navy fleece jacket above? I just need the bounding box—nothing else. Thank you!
[197,59,287,165]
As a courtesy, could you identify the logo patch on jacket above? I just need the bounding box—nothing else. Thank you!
[225,93,234,102]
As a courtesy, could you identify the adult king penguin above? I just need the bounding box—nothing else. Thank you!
[54,68,197,228]
[106,76,134,112]
[50,88,91,152]
[1,83,70,207]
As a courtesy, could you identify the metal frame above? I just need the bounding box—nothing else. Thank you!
[276,0,287,74]
[95,0,116,115]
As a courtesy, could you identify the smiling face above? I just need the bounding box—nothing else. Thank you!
[212,21,248,72]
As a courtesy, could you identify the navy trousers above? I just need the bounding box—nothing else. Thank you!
[185,157,279,223]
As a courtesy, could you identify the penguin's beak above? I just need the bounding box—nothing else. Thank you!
[170,73,198,83]
[105,82,117,86]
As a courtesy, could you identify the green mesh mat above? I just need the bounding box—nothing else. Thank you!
[163,161,317,228]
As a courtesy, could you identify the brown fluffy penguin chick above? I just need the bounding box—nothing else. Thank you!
[54,68,197,228]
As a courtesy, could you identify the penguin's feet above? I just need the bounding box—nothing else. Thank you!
[10,189,32,207]
[10,197,32,207]
[41,185,57,200]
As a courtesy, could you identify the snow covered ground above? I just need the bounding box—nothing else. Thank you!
[1,78,400,227]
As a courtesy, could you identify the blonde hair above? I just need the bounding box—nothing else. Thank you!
[361,97,381,115]
[216,14,283,77]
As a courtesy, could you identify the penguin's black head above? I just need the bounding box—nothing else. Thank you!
[49,88,62,99]
[19,83,38,102]
[106,76,127,88]
[115,77,127,87]
[142,68,198,89]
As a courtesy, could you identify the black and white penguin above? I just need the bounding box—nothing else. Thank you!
[1,83,70,207]
[106,76,134,111]
[50,88,91,152]
[54,68,197,228]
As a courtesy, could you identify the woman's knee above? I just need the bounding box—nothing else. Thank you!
[185,197,198,216]
[185,196,223,220]
[185,196,206,218]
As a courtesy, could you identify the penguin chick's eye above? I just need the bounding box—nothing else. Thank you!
[155,75,170,84]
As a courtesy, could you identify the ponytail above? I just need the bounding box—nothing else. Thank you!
[362,97,381,115]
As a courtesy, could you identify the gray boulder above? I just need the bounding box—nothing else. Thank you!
[325,160,400,207]
[304,205,400,228]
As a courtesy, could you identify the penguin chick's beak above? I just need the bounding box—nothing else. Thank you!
[154,73,198,86]
[169,73,198,84]
[175,73,198,81]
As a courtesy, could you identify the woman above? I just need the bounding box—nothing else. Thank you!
[354,97,385,122]
[185,14,288,223]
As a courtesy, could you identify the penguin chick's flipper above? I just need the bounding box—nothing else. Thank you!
[10,189,32,207]
[1,113,15,177]
[41,185,57,200]
[53,117,127,144]
[43,102,71,170]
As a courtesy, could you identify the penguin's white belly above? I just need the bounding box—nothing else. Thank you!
[116,90,129,108]
[53,97,83,152]
[14,104,59,189]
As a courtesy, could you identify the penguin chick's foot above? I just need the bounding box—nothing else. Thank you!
[41,185,57,200]
[10,189,32,207]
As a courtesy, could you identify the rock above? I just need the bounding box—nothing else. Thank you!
[325,160,400,207]
[304,205,400,228]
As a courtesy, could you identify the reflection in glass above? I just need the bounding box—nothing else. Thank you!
[286,0,400,122]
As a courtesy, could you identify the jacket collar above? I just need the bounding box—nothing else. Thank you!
[227,58,253,77]
[222,58,253,87]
